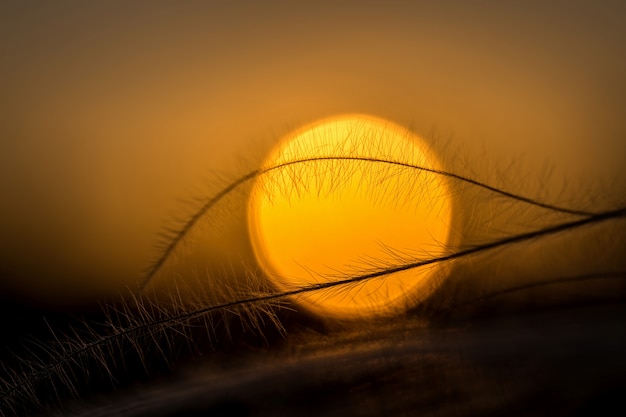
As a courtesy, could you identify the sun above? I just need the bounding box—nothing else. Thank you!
[247,114,453,319]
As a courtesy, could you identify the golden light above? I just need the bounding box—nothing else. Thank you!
[248,114,453,319]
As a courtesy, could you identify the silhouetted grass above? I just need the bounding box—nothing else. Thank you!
[142,155,596,290]
[1,144,624,416]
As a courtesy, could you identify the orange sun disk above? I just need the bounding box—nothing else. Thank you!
[248,114,453,319]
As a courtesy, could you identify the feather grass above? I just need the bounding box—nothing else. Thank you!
[141,155,596,290]
[1,207,624,415]
[1,133,624,415]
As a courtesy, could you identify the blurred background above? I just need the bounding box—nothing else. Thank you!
[1,0,625,308]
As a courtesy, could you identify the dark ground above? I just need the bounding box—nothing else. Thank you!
[45,303,626,417]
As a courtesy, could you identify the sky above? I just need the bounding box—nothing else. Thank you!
[1,0,625,307]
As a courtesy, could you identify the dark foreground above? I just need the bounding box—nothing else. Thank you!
[54,304,626,417]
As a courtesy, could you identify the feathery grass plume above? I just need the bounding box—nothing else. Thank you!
[1,207,624,415]
[140,123,602,319]
[142,156,596,290]
[0,267,289,416]
[1,123,625,415]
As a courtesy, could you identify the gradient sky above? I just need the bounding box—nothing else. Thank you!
[1,1,625,306]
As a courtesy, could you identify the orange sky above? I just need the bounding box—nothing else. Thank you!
[1,1,625,306]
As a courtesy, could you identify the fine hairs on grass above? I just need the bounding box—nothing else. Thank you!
[1,124,625,416]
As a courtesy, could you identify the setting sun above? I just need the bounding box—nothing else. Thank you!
[248,115,453,319]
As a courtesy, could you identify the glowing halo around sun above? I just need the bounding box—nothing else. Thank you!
[247,114,453,319]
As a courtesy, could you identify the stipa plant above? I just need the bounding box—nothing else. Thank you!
[0,271,290,417]
[1,127,625,416]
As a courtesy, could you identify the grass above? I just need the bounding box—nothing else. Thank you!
[1,132,625,416]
